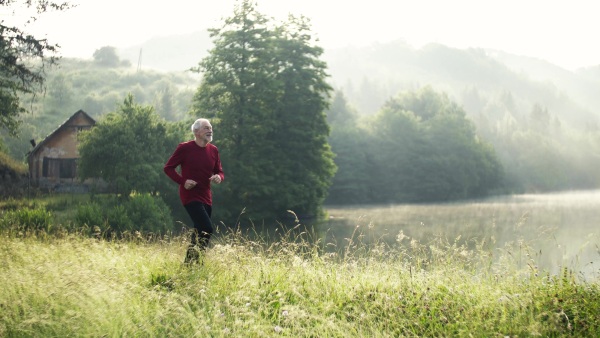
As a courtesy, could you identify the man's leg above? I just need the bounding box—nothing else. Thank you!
[183,201,213,264]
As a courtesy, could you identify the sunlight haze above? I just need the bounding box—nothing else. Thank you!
[23,0,600,70]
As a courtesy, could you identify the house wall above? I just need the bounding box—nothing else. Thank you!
[30,112,94,191]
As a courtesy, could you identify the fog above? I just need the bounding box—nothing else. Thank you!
[321,190,600,279]
[23,0,600,71]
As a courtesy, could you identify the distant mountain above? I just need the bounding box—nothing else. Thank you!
[118,33,600,130]
[486,49,600,112]
[322,41,600,130]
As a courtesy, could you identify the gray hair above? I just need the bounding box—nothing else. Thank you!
[191,118,210,132]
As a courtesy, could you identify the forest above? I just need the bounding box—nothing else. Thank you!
[2,0,600,224]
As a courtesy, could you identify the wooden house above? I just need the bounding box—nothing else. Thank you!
[27,110,96,192]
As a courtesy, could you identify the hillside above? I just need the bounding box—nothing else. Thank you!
[324,41,599,129]
[118,33,600,131]
[0,58,199,160]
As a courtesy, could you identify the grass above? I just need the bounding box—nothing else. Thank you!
[0,194,90,226]
[0,151,27,174]
[1,225,599,337]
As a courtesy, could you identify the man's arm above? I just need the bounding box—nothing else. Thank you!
[210,148,224,184]
[164,144,185,185]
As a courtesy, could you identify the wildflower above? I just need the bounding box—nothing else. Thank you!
[396,230,409,243]
[282,310,289,317]
[274,325,283,333]
[410,239,419,249]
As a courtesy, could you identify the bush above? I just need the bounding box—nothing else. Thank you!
[74,194,174,235]
[0,207,53,232]
[126,193,173,234]
[106,204,134,233]
[76,202,105,228]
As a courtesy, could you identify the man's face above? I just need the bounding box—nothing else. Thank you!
[195,122,213,143]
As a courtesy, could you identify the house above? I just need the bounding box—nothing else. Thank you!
[27,110,96,192]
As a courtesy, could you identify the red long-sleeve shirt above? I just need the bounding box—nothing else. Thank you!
[163,141,224,206]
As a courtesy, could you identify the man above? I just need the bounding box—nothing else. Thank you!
[164,118,224,264]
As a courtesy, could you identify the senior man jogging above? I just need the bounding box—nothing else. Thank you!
[164,118,224,264]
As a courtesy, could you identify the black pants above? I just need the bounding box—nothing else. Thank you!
[183,201,213,250]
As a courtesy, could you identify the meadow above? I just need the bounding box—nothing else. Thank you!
[1,192,600,336]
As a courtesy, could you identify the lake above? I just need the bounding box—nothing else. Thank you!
[313,190,600,280]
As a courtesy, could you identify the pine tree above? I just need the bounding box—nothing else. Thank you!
[191,0,335,224]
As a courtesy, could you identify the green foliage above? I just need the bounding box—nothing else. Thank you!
[326,126,372,204]
[0,149,26,174]
[75,194,175,234]
[1,56,197,161]
[125,193,174,233]
[192,0,335,223]
[0,206,53,232]
[75,202,104,228]
[327,41,600,193]
[325,93,370,204]
[78,94,182,197]
[93,46,129,68]
[328,87,503,204]
[0,1,73,136]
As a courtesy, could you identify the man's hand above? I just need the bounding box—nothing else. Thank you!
[184,179,197,190]
[210,175,222,184]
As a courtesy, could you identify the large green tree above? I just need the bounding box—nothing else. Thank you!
[0,0,71,136]
[78,94,183,198]
[328,87,504,204]
[191,0,336,223]
[371,87,504,202]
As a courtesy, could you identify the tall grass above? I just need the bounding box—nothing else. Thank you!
[1,219,599,337]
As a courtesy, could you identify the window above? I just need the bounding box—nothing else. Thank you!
[42,158,78,179]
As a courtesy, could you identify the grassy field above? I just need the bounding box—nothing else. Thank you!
[1,221,600,337]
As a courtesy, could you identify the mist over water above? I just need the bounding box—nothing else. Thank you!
[318,190,600,279]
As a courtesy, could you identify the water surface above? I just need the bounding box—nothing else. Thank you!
[317,190,600,279]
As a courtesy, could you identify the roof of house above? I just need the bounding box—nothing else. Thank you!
[27,109,95,159]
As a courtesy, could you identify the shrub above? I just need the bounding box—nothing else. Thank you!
[106,204,134,233]
[125,193,174,234]
[74,194,174,235]
[0,207,53,232]
[76,202,105,227]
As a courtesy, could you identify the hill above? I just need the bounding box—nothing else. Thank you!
[324,41,599,129]
[118,33,600,131]
[0,57,199,160]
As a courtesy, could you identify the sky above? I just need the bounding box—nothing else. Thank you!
[8,0,600,71]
